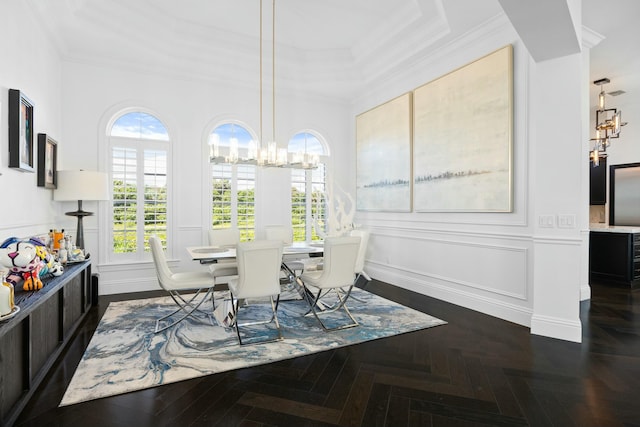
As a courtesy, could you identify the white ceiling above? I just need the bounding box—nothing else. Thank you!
[25,0,640,103]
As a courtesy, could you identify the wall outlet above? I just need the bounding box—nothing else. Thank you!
[558,214,576,228]
[538,215,555,228]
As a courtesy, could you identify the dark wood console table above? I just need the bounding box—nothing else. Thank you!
[0,260,93,427]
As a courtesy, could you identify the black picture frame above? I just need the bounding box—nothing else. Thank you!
[8,89,35,172]
[37,133,57,189]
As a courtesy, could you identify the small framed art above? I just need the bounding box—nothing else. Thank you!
[37,133,57,188]
[8,89,35,172]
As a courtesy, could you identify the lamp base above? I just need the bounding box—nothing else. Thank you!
[65,200,94,249]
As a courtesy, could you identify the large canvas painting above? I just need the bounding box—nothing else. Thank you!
[413,45,513,212]
[356,93,412,212]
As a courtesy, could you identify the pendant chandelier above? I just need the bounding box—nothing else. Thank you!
[209,0,318,170]
[589,77,627,166]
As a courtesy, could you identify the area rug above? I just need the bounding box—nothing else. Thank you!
[60,286,446,406]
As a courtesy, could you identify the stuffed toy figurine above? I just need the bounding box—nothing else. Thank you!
[0,237,61,291]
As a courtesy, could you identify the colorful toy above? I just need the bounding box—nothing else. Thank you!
[0,237,63,291]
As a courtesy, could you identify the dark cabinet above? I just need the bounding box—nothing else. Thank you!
[0,261,93,427]
[590,231,640,288]
[589,157,607,205]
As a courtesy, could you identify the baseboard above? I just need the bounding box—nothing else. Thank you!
[99,278,159,295]
[530,314,582,343]
[580,284,591,301]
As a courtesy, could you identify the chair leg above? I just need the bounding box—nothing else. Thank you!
[155,287,215,333]
[345,274,371,303]
[172,288,217,318]
[304,285,359,331]
[231,293,283,345]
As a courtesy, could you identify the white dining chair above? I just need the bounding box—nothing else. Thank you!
[264,225,304,281]
[227,240,284,345]
[208,227,240,248]
[149,235,217,333]
[296,235,361,331]
[350,229,370,281]
[207,227,240,285]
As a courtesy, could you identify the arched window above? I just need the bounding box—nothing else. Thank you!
[209,122,257,241]
[108,111,171,258]
[289,131,327,242]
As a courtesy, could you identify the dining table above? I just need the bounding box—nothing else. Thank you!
[186,241,323,264]
[187,241,324,303]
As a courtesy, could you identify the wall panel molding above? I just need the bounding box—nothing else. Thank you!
[365,230,530,301]
[368,263,533,327]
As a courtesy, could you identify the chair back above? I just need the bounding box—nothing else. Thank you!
[208,227,240,247]
[264,225,293,245]
[149,235,175,291]
[350,229,369,275]
[315,236,361,289]
[234,240,284,299]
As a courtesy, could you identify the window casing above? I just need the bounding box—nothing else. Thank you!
[109,112,170,259]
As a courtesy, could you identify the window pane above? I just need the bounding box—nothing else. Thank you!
[237,165,255,241]
[143,150,167,252]
[311,163,326,241]
[112,147,138,253]
[291,168,306,241]
[288,132,325,155]
[210,123,254,148]
[212,164,232,229]
[111,112,169,141]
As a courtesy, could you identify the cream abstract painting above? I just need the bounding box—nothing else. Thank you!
[413,45,513,212]
[356,93,412,212]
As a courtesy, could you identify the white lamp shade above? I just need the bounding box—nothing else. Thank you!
[54,170,110,201]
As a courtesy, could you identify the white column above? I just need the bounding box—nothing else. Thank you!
[530,53,584,342]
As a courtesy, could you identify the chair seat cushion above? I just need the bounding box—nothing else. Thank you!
[209,263,239,278]
[299,270,323,286]
[169,271,215,290]
[300,258,323,271]
[283,260,304,271]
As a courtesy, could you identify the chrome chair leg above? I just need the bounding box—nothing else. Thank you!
[155,287,215,333]
[231,293,283,345]
[303,285,359,331]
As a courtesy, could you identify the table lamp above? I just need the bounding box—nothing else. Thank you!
[53,170,109,250]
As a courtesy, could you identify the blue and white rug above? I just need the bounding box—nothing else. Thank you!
[60,287,446,406]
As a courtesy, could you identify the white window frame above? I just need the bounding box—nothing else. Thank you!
[206,120,259,241]
[288,130,330,243]
[104,110,173,263]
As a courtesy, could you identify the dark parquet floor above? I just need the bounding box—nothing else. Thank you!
[14,279,640,427]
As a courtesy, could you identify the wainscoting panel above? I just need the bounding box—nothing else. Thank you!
[364,230,533,326]
[369,233,529,298]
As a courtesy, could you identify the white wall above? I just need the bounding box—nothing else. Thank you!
[0,2,596,343]
[351,14,587,342]
[0,1,63,242]
[59,61,351,294]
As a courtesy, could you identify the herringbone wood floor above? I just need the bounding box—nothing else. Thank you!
[15,279,640,427]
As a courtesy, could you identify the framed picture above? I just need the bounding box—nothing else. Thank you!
[356,92,412,212]
[413,45,513,212]
[37,133,58,188]
[8,89,35,172]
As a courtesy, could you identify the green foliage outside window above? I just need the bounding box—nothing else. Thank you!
[112,179,168,252]
[211,178,255,241]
